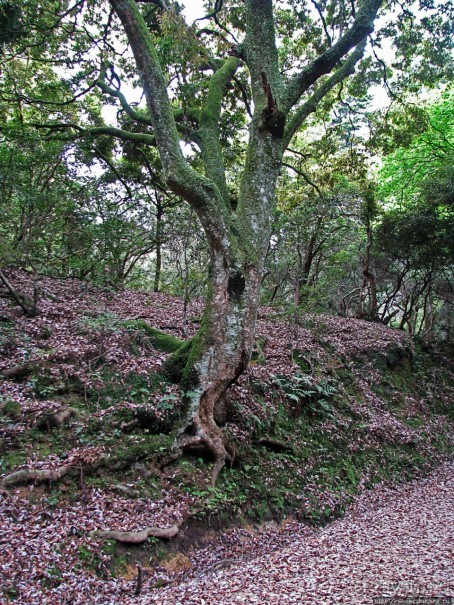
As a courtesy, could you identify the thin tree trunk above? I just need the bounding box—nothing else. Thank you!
[360,225,377,319]
[0,269,38,317]
[153,198,163,292]
[294,232,318,306]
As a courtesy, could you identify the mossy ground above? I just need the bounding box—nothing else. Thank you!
[2,337,451,510]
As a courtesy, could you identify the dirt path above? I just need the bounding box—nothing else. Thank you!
[147,462,453,605]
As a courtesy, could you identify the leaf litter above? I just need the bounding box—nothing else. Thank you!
[0,269,452,603]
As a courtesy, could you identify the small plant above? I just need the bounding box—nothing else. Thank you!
[77,312,124,334]
[2,400,21,419]
[4,584,19,601]
[43,490,61,508]
[271,373,338,418]
[156,393,178,411]
[41,564,62,588]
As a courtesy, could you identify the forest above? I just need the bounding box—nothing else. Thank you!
[0,0,453,603]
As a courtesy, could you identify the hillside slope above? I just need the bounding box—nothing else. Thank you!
[0,269,452,603]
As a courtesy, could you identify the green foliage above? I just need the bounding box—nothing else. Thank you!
[111,433,173,466]
[271,373,337,418]
[376,187,454,271]
[0,1,21,45]
[0,0,451,343]
[371,92,454,334]
[378,92,453,206]
[78,312,125,335]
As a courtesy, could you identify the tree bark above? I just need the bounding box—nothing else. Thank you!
[153,197,163,292]
[177,251,265,484]
[294,231,318,306]
[176,124,282,482]
[89,525,179,543]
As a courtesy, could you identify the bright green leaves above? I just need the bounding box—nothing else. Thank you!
[378,91,453,206]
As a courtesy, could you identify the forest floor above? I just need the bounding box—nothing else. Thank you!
[0,269,453,604]
[140,461,454,604]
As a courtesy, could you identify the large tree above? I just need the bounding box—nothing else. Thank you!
[1,0,452,482]
[107,0,385,483]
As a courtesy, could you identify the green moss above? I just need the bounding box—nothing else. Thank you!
[403,416,424,429]
[181,328,205,391]
[89,370,170,408]
[111,433,173,466]
[251,336,268,365]
[111,554,129,578]
[125,320,184,353]
[162,313,208,390]
[2,400,21,419]
[0,451,25,473]
[162,337,195,383]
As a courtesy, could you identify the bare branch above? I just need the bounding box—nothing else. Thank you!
[232,75,252,118]
[283,40,367,148]
[92,145,133,199]
[311,0,332,47]
[195,0,224,23]
[282,162,322,196]
[96,62,154,127]
[23,121,157,146]
[283,0,382,112]
[135,0,169,7]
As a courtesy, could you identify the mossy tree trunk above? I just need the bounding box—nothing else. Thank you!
[110,0,382,483]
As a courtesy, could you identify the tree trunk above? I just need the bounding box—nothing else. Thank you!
[294,232,318,306]
[177,133,282,483]
[360,225,378,319]
[0,269,38,317]
[177,252,262,484]
[153,199,163,292]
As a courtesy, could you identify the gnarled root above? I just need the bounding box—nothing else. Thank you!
[36,407,77,431]
[89,525,179,544]
[177,419,232,487]
[1,361,38,380]
[1,453,108,488]
[1,466,69,487]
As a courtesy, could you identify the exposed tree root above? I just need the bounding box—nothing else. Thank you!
[0,361,38,380]
[135,564,143,596]
[177,422,232,487]
[89,525,179,544]
[36,407,77,431]
[1,466,70,487]
[257,437,295,453]
[125,320,185,353]
[1,454,109,488]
